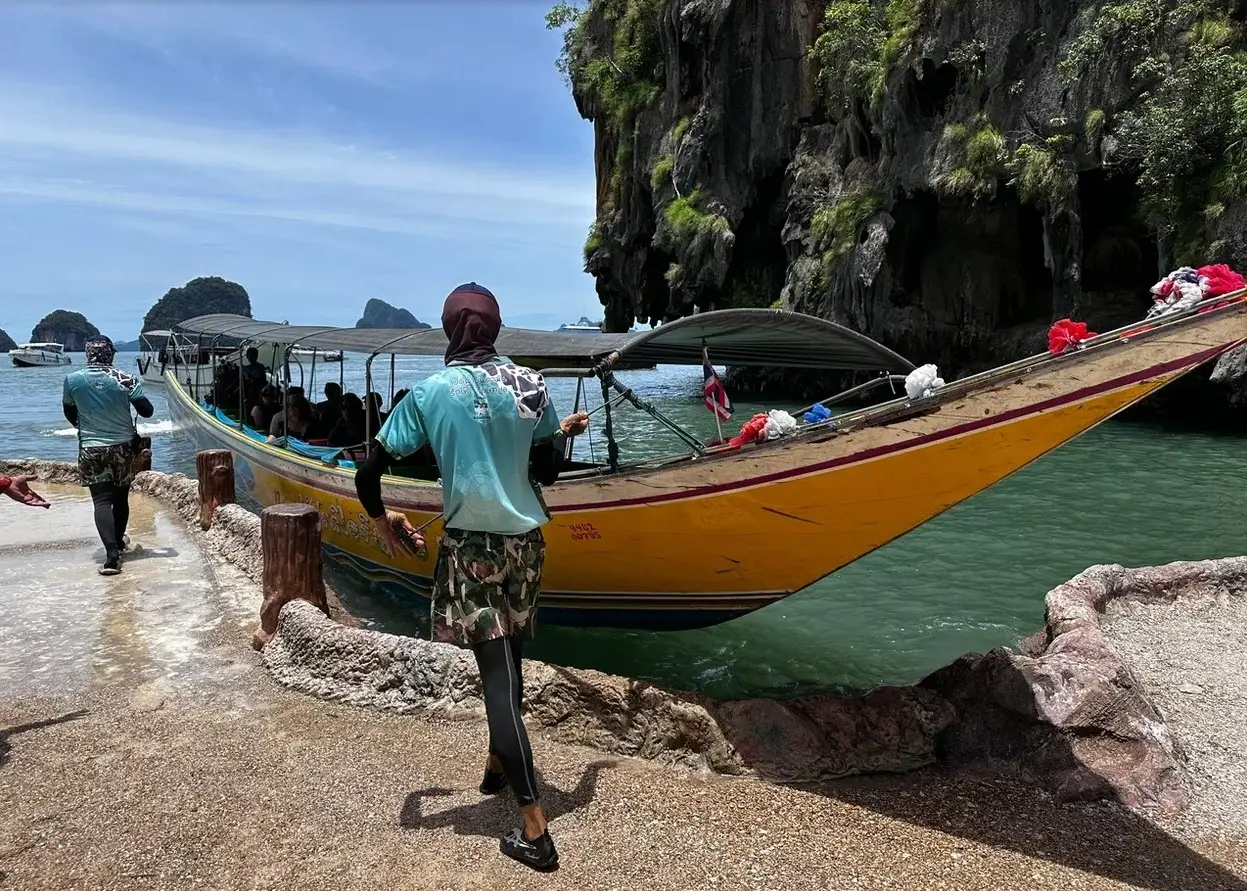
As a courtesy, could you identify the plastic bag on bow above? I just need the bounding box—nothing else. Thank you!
[728,413,769,448]
[904,364,944,400]
[1047,318,1096,355]
[762,409,798,441]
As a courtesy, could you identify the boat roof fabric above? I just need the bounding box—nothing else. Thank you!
[176,309,912,371]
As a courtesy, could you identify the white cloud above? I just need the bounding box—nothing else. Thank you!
[0,86,596,246]
[20,3,422,86]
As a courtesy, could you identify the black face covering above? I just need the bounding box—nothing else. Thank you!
[442,282,501,366]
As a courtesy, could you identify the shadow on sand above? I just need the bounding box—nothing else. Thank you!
[0,711,89,770]
[398,759,616,839]
[805,766,1245,891]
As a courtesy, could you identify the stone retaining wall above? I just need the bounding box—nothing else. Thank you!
[9,458,1244,812]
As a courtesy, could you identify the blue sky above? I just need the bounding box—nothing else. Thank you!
[0,1,600,342]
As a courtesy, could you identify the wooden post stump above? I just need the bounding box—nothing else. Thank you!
[133,435,152,474]
[196,449,235,530]
[254,503,330,650]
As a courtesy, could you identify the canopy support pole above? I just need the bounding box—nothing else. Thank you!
[364,354,376,457]
[592,353,706,459]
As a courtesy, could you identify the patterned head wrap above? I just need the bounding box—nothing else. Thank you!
[84,335,117,366]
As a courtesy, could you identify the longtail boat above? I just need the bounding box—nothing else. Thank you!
[167,293,1247,630]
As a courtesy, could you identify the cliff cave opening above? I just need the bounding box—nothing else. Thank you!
[646,247,676,324]
[1078,169,1158,329]
[883,187,1055,368]
[909,59,959,120]
[722,171,787,309]
[1008,195,1053,327]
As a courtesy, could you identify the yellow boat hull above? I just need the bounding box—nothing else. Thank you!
[166,295,1247,629]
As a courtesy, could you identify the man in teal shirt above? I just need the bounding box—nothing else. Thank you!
[354,283,587,872]
[63,335,154,575]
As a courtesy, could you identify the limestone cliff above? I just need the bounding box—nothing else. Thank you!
[0,328,16,352]
[555,0,1247,415]
[30,310,99,351]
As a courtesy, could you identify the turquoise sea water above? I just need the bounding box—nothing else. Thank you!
[4,352,1245,699]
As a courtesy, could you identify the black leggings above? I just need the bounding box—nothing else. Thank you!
[89,483,131,555]
[473,635,538,807]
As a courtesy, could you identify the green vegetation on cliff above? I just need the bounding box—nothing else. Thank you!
[812,0,947,111]
[932,118,1007,201]
[1008,142,1077,210]
[1059,0,1247,260]
[663,191,730,240]
[144,276,251,334]
[548,0,663,131]
[548,0,664,208]
[812,187,884,281]
[0,328,16,352]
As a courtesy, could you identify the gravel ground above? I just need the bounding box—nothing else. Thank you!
[1104,593,1247,841]
[5,678,1247,891]
[3,488,1247,890]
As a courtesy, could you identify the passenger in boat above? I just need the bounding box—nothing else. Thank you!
[240,347,268,408]
[62,335,155,575]
[267,386,306,438]
[250,385,280,432]
[353,282,589,872]
[315,381,343,431]
[0,473,51,508]
[268,395,318,443]
[327,393,367,448]
[390,388,410,410]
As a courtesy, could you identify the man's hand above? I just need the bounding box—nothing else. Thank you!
[4,474,51,509]
[371,509,424,557]
[560,411,590,437]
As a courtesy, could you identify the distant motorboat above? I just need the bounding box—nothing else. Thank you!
[556,322,603,334]
[10,342,72,367]
[291,346,344,363]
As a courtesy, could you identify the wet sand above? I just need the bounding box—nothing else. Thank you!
[2,486,1245,890]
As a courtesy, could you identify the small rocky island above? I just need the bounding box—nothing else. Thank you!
[142,276,252,335]
[354,298,431,329]
[30,310,100,351]
[0,328,16,352]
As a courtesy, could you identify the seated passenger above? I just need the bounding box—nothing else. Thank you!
[316,381,343,430]
[268,398,318,443]
[250,386,280,431]
[268,386,307,438]
[327,393,367,447]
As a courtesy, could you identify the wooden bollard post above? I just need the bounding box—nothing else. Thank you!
[133,435,153,474]
[196,449,235,530]
[253,503,330,650]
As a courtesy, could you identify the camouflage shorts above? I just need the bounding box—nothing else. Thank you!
[431,527,546,647]
[79,443,137,488]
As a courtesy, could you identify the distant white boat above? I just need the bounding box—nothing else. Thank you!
[556,318,639,334]
[556,323,603,334]
[291,346,344,363]
[10,342,72,367]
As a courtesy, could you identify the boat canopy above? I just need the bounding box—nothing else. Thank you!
[175,308,913,371]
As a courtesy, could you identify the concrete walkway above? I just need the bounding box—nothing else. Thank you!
[1,485,1245,890]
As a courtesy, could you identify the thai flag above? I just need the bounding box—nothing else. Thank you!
[702,350,733,420]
